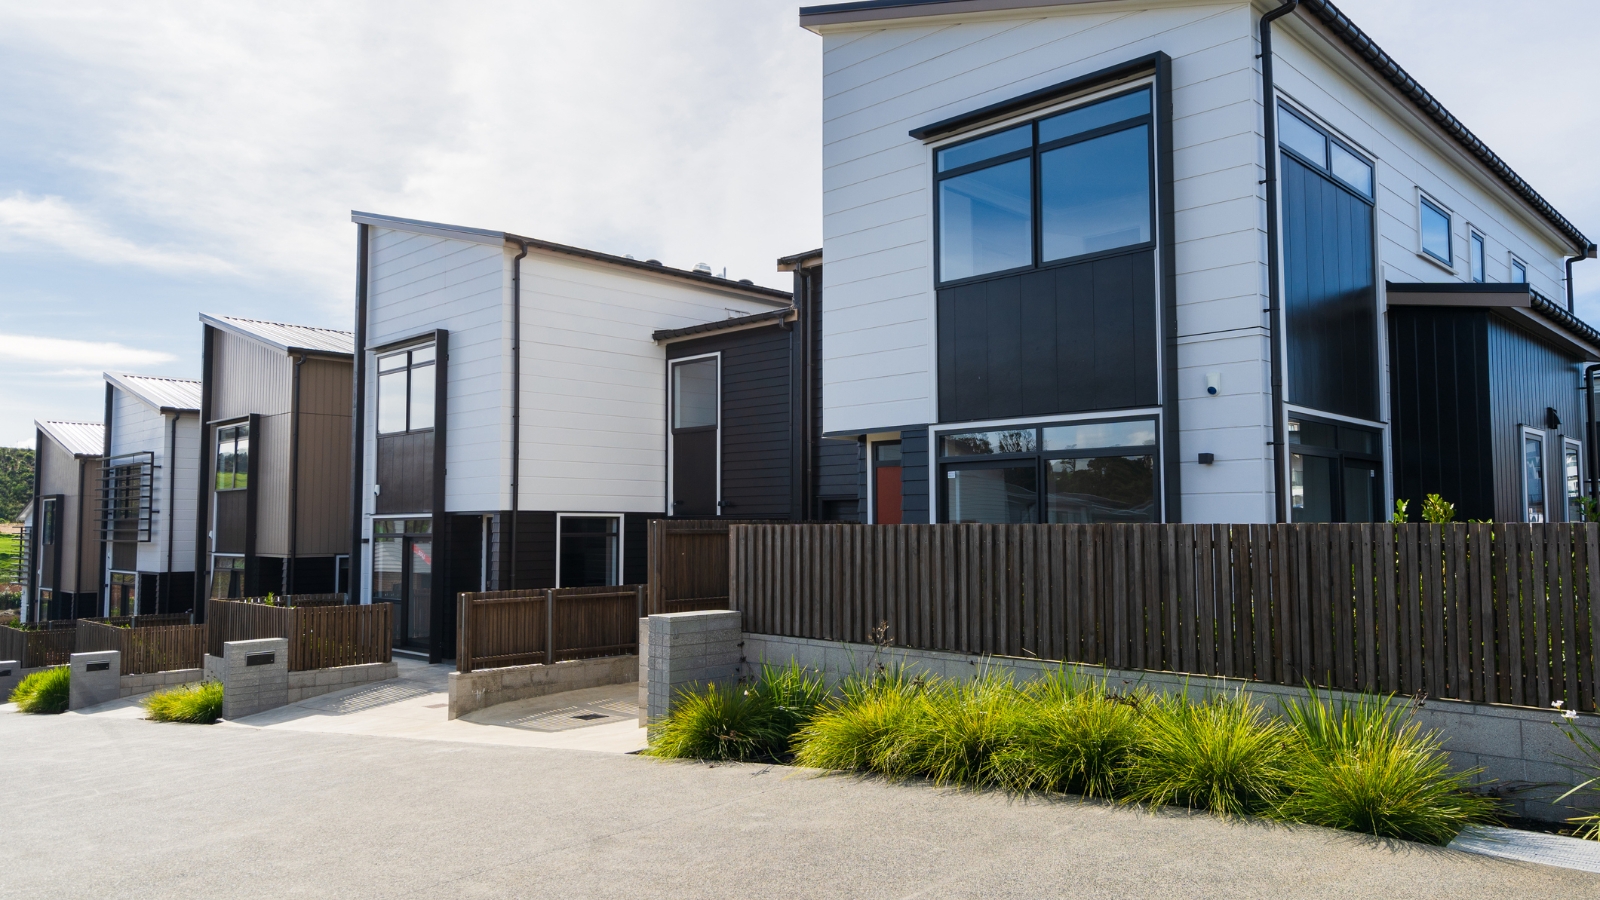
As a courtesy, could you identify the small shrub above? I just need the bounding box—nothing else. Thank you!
[10,666,69,714]
[645,663,827,762]
[793,669,931,775]
[1125,690,1287,817]
[996,674,1143,798]
[143,681,224,724]
[1421,493,1456,524]
[1276,689,1497,844]
[893,674,1027,787]
[1391,499,1409,523]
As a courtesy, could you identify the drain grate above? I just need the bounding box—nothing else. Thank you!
[572,713,607,721]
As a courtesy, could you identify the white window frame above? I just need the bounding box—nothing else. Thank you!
[1564,436,1584,523]
[1521,425,1547,523]
[1468,228,1486,283]
[554,512,624,588]
[666,352,721,516]
[1510,255,1528,284]
[1417,190,1455,272]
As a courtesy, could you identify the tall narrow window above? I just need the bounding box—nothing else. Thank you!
[215,424,249,490]
[377,344,436,435]
[1420,196,1452,266]
[1565,438,1584,522]
[670,356,719,517]
[1470,231,1486,283]
[1524,429,1546,523]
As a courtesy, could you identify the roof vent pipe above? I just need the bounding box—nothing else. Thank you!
[1260,0,1299,525]
[1568,242,1598,313]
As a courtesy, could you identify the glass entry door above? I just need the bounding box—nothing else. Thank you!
[373,518,432,649]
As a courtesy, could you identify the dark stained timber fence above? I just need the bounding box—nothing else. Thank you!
[648,519,736,614]
[77,617,206,675]
[456,585,645,673]
[206,597,391,671]
[730,523,1600,712]
[0,620,76,668]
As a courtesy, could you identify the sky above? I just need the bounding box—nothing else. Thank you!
[1,0,1597,448]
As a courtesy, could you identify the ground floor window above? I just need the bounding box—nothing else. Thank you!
[109,572,136,617]
[211,555,245,599]
[938,417,1158,524]
[1564,437,1583,522]
[558,515,620,587]
[1523,428,1546,523]
[1289,417,1383,523]
[373,518,432,648]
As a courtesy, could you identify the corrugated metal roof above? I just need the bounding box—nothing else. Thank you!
[36,421,104,457]
[653,308,797,342]
[201,313,354,356]
[106,373,202,412]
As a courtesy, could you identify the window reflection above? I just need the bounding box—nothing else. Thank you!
[939,158,1033,281]
[1041,126,1150,260]
[944,466,1038,524]
[1047,456,1154,523]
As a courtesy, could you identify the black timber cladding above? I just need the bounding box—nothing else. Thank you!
[667,324,797,519]
[1487,317,1585,523]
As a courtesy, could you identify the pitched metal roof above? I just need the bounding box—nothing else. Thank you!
[652,308,798,343]
[351,211,794,306]
[200,313,355,357]
[800,0,1591,255]
[105,372,202,413]
[36,421,104,458]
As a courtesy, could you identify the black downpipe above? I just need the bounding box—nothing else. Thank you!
[194,326,214,620]
[26,429,41,622]
[288,352,305,596]
[348,223,369,604]
[165,412,178,614]
[1568,242,1598,313]
[510,239,528,590]
[98,383,112,614]
[1261,0,1299,524]
[1587,363,1600,507]
[77,456,91,617]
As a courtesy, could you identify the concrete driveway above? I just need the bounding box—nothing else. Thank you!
[2,707,1597,899]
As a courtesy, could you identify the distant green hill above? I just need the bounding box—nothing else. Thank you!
[0,448,34,522]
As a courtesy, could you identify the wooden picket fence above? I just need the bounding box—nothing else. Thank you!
[206,597,391,672]
[77,617,207,675]
[456,584,645,673]
[730,523,1600,713]
[0,620,76,668]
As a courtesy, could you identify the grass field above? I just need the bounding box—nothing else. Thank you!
[0,531,21,587]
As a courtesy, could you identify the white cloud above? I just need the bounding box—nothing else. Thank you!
[0,192,235,274]
[0,333,175,369]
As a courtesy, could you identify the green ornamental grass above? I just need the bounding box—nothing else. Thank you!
[892,674,1028,787]
[143,681,224,724]
[645,663,827,762]
[994,672,1143,798]
[10,666,70,714]
[1276,690,1497,845]
[1124,690,1288,817]
[792,667,930,775]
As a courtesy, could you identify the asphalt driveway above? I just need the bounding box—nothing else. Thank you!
[1,707,1594,899]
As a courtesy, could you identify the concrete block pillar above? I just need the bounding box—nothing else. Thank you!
[220,638,289,720]
[0,660,20,700]
[69,651,121,710]
[644,610,743,725]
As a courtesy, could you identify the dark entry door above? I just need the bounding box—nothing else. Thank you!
[670,357,719,516]
[373,518,432,649]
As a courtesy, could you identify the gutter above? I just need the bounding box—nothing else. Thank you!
[1261,0,1299,524]
[510,239,528,589]
[348,223,369,604]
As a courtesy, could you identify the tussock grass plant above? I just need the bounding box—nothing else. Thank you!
[1124,690,1288,817]
[1556,713,1600,840]
[645,663,827,762]
[10,666,70,714]
[1274,690,1495,845]
[143,681,224,724]
[994,671,1143,798]
[792,665,932,775]
[893,674,1029,786]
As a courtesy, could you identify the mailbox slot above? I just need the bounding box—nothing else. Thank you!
[246,652,276,667]
[86,661,110,672]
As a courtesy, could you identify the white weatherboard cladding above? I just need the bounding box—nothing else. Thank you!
[365,227,509,514]
[518,252,779,512]
[818,2,1272,521]
[105,389,200,572]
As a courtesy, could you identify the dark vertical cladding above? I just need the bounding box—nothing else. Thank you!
[623,513,647,583]
[514,512,557,590]
[194,325,214,617]
[429,329,449,662]
[1487,317,1586,522]
[1387,308,1493,520]
[348,222,369,605]
[242,412,261,597]
[27,429,41,621]
[900,428,930,523]
[1281,154,1378,421]
[375,433,434,514]
[937,250,1158,424]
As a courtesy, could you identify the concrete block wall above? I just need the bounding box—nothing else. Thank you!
[218,638,289,720]
[643,610,744,724]
[286,662,398,704]
[741,633,1600,825]
[69,651,120,710]
[449,655,637,719]
[119,668,203,699]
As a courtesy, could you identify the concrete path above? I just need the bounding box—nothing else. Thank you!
[2,707,1597,899]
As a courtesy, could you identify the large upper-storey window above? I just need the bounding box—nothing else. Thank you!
[936,86,1153,285]
[378,344,436,435]
[215,424,249,490]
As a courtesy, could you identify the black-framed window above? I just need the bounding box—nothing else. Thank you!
[938,417,1158,524]
[1278,107,1374,200]
[1419,196,1452,266]
[935,85,1154,286]
[41,497,56,545]
[377,344,436,435]
[210,555,245,599]
[1470,231,1486,283]
[215,424,250,491]
[558,515,621,588]
[1511,257,1528,284]
[1522,427,1546,523]
[1288,417,1384,523]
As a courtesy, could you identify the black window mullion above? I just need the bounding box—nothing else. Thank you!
[1031,120,1042,275]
